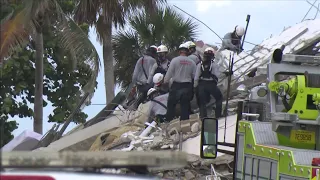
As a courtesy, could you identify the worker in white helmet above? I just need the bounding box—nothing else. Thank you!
[164,43,196,122]
[148,45,170,85]
[219,26,245,53]
[194,47,222,119]
[132,45,158,108]
[186,41,202,65]
[152,73,169,94]
[146,88,169,124]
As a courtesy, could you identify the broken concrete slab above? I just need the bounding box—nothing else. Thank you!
[162,115,201,135]
[35,112,131,152]
[134,101,152,125]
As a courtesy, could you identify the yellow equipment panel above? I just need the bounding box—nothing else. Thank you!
[290,130,316,144]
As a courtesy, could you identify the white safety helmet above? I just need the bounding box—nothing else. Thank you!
[157,45,168,53]
[148,45,158,54]
[204,47,215,53]
[153,73,164,86]
[147,88,158,97]
[186,41,196,48]
[235,26,245,36]
[178,43,189,50]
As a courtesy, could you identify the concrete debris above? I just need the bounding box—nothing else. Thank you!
[85,105,239,178]
[87,94,242,154]
[184,170,196,179]
[150,154,234,179]
[191,122,200,133]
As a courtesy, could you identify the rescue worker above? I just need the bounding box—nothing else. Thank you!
[164,43,196,121]
[186,41,201,65]
[148,45,170,84]
[146,88,169,124]
[132,45,157,107]
[219,26,245,53]
[194,47,223,119]
[153,73,169,94]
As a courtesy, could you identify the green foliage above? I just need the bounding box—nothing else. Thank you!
[0,48,33,146]
[42,25,94,123]
[113,6,199,88]
[0,117,18,148]
[0,0,97,141]
[0,1,26,143]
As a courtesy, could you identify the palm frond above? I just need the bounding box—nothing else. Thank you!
[57,15,101,96]
[162,6,199,50]
[100,0,126,28]
[74,0,99,25]
[112,30,140,88]
[0,5,14,23]
[130,12,154,46]
[0,0,67,61]
[112,5,199,86]
[123,0,166,16]
[0,1,36,61]
[74,0,166,44]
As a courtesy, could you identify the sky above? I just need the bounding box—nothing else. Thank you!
[12,0,320,136]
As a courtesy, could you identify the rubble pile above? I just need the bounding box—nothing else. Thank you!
[89,114,202,152]
[87,94,247,178]
[150,154,234,180]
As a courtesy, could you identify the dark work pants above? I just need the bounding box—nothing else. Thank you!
[198,80,223,119]
[166,82,193,121]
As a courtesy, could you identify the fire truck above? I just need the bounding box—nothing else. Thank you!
[201,48,320,180]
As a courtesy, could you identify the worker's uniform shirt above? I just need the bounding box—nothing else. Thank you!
[194,60,223,118]
[132,55,157,85]
[188,53,201,65]
[147,93,169,123]
[132,55,156,108]
[147,59,170,84]
[164,55,196,121]
[164,56,196,84]
[218,32,242,53]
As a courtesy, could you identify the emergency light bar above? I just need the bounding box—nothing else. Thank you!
[1,151,187,168]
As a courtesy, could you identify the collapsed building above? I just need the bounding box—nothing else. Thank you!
[3,19,320,179]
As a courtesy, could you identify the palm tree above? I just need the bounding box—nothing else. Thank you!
[112,6,199,88]
[74,0,166,104]
[0,0,100,134]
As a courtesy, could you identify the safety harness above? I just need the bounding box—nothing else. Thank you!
[195,53,202,65]
[199,60,218,83]
[140,56,148,80]
[151,99,167,110]
[154,59,170,75]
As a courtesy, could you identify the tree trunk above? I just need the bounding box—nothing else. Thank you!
[34,30,44,134]
[103,21,115,104]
